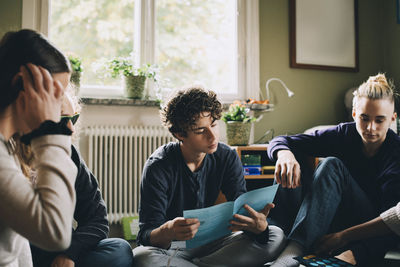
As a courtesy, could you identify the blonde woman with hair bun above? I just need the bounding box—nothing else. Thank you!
[267,73,400,267]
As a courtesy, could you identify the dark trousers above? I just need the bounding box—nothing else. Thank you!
[31,238,133,267]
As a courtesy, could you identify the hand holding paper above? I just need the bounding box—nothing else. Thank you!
[168,217,201,241]
[183,184,279,248]
[230,203,275,234]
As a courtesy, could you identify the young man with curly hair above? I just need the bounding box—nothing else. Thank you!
[132,87,286,267]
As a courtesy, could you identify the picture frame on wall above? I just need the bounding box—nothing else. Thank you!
[289,0,359,72]
[397,0,400,24]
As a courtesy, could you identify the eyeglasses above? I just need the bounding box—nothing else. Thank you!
[60,113,80,125]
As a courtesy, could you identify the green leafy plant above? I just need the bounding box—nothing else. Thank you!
[107,57,158,81]
[68,54,83,73]
[222,102,257,123]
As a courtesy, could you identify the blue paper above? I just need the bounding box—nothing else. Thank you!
[183,184,279,249]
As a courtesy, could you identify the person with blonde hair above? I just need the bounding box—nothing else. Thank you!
[0,29,77,266]
[267,73,400,266]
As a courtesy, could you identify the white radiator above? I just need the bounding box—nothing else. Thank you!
[84,125,175,223]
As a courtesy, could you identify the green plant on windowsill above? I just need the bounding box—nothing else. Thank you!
[67,54,83,92]
[222,102,257,123]
[222,102,258,146]
[107,57,158,99]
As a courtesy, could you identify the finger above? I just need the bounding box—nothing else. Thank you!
[176,221,200,233]
[20,65,35,95]
[175,217,197,226]
[274,164,282,184]
[175,227,196,237]
[26,63,43,93]
[280,164,287,187]
[15,91,26,116]
[243,204,258,218]
[184,218,200,225]
[230,220,248,228]
[11,72,22,85]
[293,164,301,187]
[232,214,254,224]
[286,166,294,188]
[53,80,64,99]
[38,66,53,93]
[180,231,197,241]
[261,203,275,217]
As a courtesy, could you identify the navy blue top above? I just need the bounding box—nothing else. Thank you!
[268,122,400,265]
[137,142,247,246]
[31,145,108,263]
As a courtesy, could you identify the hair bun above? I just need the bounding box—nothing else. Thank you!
[367,73,387,85]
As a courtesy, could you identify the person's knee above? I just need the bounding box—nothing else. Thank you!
[132,246,157,267]
[132,245,153,259]
[268,225,287,258]
[319,157,343,170]
[315,157,346,181]
[97,238,133,267]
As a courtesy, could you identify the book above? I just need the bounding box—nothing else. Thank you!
[295,255,355,267]
[183,184,279,249]
[121,216,139,241]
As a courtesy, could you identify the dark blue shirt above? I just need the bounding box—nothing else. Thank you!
[268,122,400,265]
[137,142,247,246]
[31,145,108,263]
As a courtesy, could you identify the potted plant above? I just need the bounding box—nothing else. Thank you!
[68,54,83,93]
[107,57,157,99]
[222,102,257,146]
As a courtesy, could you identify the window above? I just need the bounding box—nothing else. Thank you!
[156,0,237,96]
[22,0,259,102]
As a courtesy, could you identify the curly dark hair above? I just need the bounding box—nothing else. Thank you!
[160,86,222,138]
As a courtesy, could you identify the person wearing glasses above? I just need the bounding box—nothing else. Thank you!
[0,29,77,266]
[29,91,134,267]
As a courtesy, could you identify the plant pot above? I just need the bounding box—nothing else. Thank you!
[70,71,81,94]
[225,121,252,146]
[124,75,146,99]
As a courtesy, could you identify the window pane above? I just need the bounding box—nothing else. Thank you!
[49,0,135,87]
[156,0,237,95]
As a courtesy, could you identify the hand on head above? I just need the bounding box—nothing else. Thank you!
[15,63,65,133]
[275,150,301,188]
[229,203,274,234]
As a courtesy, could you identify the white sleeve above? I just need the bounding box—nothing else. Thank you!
[380,202,400,236]
[0,135,77,251]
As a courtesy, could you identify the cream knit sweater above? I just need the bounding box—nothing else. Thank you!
[0,134,77,267]
[380,202,400,236]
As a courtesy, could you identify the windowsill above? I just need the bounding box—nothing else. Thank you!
[80,96,237,109]
[80,96,161,107]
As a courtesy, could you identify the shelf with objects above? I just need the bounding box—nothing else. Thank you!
[232,144,277,192]
[233,145,275,179]
[215,144,276,204]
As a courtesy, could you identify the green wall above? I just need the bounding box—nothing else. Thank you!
[1,0,398,141]
[383,1,400,85]
[256,0,385,140]
[0,0,22,37]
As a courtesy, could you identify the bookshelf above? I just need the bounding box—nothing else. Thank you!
[233,144,275,180]
[215,144,275,204]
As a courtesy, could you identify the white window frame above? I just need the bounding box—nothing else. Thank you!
[22,0,260,102]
